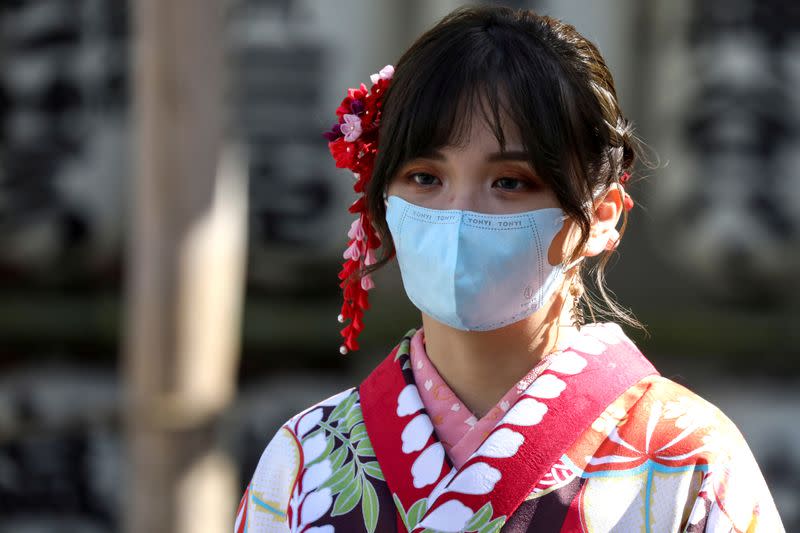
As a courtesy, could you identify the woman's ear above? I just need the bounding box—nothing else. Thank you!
[582,184,623,257]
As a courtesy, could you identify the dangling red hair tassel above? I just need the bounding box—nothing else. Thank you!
[324,65,394,354]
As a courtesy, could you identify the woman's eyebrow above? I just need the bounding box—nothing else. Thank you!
[487,151,529,162]
[415,149,446,161]
[413,150,530,162]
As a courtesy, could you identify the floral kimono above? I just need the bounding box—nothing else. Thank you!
[235,324,784,532]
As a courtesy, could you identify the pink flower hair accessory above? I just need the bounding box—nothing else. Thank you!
[340,114,363,142]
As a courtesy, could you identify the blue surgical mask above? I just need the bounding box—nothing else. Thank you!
[385,195,571,331]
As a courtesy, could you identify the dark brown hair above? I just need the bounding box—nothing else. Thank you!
[364,5,644,328]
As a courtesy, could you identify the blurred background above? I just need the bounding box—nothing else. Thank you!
[0,0,798,531]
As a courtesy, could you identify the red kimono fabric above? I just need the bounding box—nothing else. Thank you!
[236,327,784,532]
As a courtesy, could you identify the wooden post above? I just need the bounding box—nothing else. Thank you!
[124,1,247,532]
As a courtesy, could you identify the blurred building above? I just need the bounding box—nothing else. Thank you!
[0,0,797,531]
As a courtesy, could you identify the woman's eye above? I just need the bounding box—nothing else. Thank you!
[410,172,440,186]
[493,177,529,191]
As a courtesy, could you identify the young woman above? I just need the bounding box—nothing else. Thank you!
[235,6,784,532]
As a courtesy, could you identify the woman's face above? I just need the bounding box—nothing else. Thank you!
[384,108,606,267]
[385,111,561,214]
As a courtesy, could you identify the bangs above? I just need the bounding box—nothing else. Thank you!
[378,21,580,184]
[404,69,511,155]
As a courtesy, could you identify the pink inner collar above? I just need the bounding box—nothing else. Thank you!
[408,323,626,469]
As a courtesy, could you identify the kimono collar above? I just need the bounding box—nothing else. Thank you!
[359,325,658,532]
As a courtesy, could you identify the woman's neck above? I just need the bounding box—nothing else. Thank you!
[420,295,578,418]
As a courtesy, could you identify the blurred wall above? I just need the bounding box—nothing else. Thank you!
[0,0,798,531]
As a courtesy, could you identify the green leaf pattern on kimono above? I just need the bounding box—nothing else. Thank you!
[392,493,428,531]
[395,329,415,371]
[307,388,386,533]
[393,494,505,533]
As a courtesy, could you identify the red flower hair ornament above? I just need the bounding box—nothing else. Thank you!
[620,171,634,212]
[323,65,633,354]
[323,65,394,354]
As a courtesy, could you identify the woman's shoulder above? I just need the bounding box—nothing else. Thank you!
[590,374,784,531]
[238,386,362,532]
[246,330,414,488]
[254,386,362,469]
[611,373,752,459]
[580,322,754,450]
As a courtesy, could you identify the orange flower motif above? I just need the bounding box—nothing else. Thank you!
[584,396,719,474]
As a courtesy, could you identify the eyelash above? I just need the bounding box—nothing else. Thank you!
[409,173,439,186]
[407,172,537,191]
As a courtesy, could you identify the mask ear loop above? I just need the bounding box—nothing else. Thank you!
[557,212,585,272]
